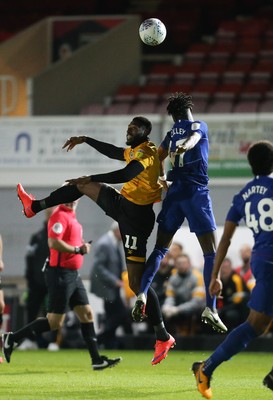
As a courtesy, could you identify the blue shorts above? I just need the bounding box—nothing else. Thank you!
[157,181,216,236]
[248,257,273,316]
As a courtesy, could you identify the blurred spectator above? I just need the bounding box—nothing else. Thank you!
[90,222,132,349]
[58,43,72,61]
[121,269,135,307]
[218,257,250,331]
[151,241,184,306]
[151,252,175,306]
[162,253,205,335]
[169,241,184,259]
[235,244,255,291]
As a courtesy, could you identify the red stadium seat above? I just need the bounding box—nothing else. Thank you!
[112,85,140,103]
[232,100,259,113]
[80,103,105,115]
[207,100,234,113]
[258,99,273,112]
[129,101,157,114]
[105,102,131,115]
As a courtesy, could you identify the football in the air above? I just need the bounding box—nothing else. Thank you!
[139,18,166,46]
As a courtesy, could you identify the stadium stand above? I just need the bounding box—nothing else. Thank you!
[1,0,273,114]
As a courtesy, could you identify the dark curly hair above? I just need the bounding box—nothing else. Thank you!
[247,140,273,176]
[167,92,193,119]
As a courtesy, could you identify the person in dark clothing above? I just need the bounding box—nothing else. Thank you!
[91,222,132,349]
[218,257,250,331]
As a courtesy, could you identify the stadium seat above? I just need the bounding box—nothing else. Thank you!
[183,42,212,64]
[164,83,194,98]
[238,18,269,40]
[196,71,222,87]
[253,58,273,73]
[221,71,248,89]
[129,101,157,114]
[112,85,140,103]
[206,100,234,113]
[258,99,273,112]
[257,49,273,65]
[232,100,259,113]
[226,59,254,74]
[215,20,240,43]
[239,79,270,101]
[214,82,244,100]
[201,60,229,74]
[190,82,218,99]
[104,102,131,115]
[145,64,178,86]
[80,103,105,115]
[172,70,198,86]
[206,49,233,65]
[248,71,271,85]
[191,98,208,114]
[138,84,166,102]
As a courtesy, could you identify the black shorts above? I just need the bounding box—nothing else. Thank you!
[45,267,89,314]
[97,184,155,262]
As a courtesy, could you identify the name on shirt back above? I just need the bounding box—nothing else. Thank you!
[242,185,268,200]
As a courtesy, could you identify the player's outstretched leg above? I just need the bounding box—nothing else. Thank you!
[2,332,16,363]
[192,361,213,399]
[17,184,36,218]
[92,355,122,371]
[131,292,147,322]
[201,307,227,334]
[151,334,175,365]
[263,367,273,390]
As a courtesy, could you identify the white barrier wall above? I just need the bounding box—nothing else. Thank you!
[0,114,270,277]
[0,115,162,187]
[0,113,272,187]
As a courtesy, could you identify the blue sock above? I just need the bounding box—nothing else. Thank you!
[139,246,169,296]
[203,252,216,309]
[203,322,257,376]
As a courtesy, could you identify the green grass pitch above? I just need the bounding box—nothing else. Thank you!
[0,349,272,399]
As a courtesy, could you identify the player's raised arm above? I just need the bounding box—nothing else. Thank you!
[62,136,125,161]
[66,160,144,185]
[158,145,169,190]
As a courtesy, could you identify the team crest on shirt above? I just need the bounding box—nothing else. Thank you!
[129,150,135,159]
[52,222,63,234]
[135,149,144,159]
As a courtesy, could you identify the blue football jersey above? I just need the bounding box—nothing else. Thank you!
[160,119,209,185]
[227,175,273,260]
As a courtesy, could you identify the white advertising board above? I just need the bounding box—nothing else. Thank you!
[0,115,162,187]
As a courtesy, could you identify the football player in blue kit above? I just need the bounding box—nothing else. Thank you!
[132,92,227,334]
[192,140,273,399]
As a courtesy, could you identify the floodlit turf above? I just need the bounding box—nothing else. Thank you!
[0,348,272,399]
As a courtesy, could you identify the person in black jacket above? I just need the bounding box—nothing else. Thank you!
[90,222,132,349]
